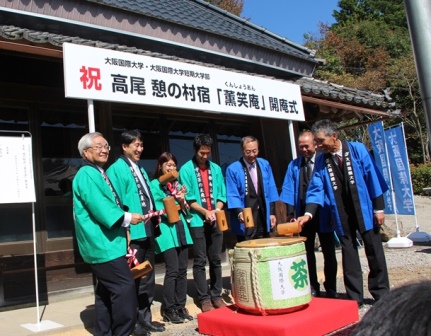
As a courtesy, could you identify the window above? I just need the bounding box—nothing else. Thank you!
[40,110,87,238]
[217,134,242,175]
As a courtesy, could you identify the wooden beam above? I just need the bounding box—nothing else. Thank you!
[302,95,393,117]
[0,40,62,58]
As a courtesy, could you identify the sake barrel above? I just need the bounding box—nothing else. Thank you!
[230,237,311,315]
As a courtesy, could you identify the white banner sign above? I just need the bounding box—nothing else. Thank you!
[63,43,305,121]
[0,135,36,203]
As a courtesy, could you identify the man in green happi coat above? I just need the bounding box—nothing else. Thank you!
[178,134,227,313]
[107,130,164,336]
[73,132,144,336]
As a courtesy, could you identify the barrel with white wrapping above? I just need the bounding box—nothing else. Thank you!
[230,237,311,315]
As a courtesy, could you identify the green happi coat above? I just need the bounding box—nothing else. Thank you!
[73,165,126,264]
[107,158,152,240]
[178,159,227,228]
[150,179,193,254]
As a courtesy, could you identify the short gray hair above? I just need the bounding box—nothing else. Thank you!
[311,119,338,137]
[78,132,103,158]
[241,135,259,149]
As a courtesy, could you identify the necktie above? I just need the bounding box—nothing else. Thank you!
[337,154,343,172]
[249,164,258,193]
[306,159,313,181]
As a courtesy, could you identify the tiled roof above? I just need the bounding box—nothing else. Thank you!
[0,25,393,111]
[87,0,317,61]
[296,77,393,109]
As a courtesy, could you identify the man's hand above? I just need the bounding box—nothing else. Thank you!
[297,215,311,227]
[130,213,144,224]
[204,209,215,223]
[374,212,385,226]
[176,190,185,203]
[270,215,277,229]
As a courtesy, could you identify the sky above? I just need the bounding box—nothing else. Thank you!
[242,0,340,45]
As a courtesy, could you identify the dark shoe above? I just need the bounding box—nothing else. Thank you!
[311,287,321,297]
[132,323,151,336]
[326,289,339,299]
[140,320,166,332]
[212,298,227,308]
[177,307,194,321]
[201,300,215,312]
[163,308,184,324]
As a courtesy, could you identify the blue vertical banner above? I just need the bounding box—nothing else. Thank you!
[385,124,416,215]
[367,121,394,214]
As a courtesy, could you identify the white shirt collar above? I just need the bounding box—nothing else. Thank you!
[127,157,138,167]
[306,152,316,163]
[332,140,343,157]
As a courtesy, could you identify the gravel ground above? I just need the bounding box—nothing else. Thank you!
[51,196,431,336]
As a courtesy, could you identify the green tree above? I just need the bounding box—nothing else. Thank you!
[306,0,429,163]
[333,0,407,28]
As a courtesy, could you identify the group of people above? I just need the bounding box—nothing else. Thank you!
[281,119,389,306]
[73,118,391,336]
[73,131,228,336]
[228,121,389,308]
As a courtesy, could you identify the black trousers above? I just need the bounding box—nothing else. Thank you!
[301,218,337,294]
[130,237,155,324]
[91,257,137,336]
[339,220,389,303]
[190,224,223,303]
[162,246,189,310]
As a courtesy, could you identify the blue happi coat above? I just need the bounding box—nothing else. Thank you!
[280,156,333,233]
[305,142,388,236]
[226,157,279,235]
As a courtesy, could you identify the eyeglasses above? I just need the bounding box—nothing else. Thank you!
[244,149,259,155]
[87,144,111,151]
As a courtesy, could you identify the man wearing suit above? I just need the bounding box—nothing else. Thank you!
[280,131,337,298]
[297,119,390,306]
[107,130,164,336]
[226,136,279,241]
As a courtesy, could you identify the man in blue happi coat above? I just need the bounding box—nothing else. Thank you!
[297,119,389,306]
[226,136,279,241]
[280,130,337,298]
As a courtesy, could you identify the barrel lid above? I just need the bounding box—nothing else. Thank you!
[236,237,306,248]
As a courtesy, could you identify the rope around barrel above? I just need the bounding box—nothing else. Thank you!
[249,250,268,316]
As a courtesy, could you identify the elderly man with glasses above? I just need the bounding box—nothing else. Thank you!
[72,132,144,336]
[225,135,279,242]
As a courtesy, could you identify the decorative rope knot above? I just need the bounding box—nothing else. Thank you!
[167,181,190,209]
[144,209,163,227]
[126,247,139,268]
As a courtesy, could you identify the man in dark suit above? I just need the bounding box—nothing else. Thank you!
[226,136,279,241]
[280,131,337,298]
